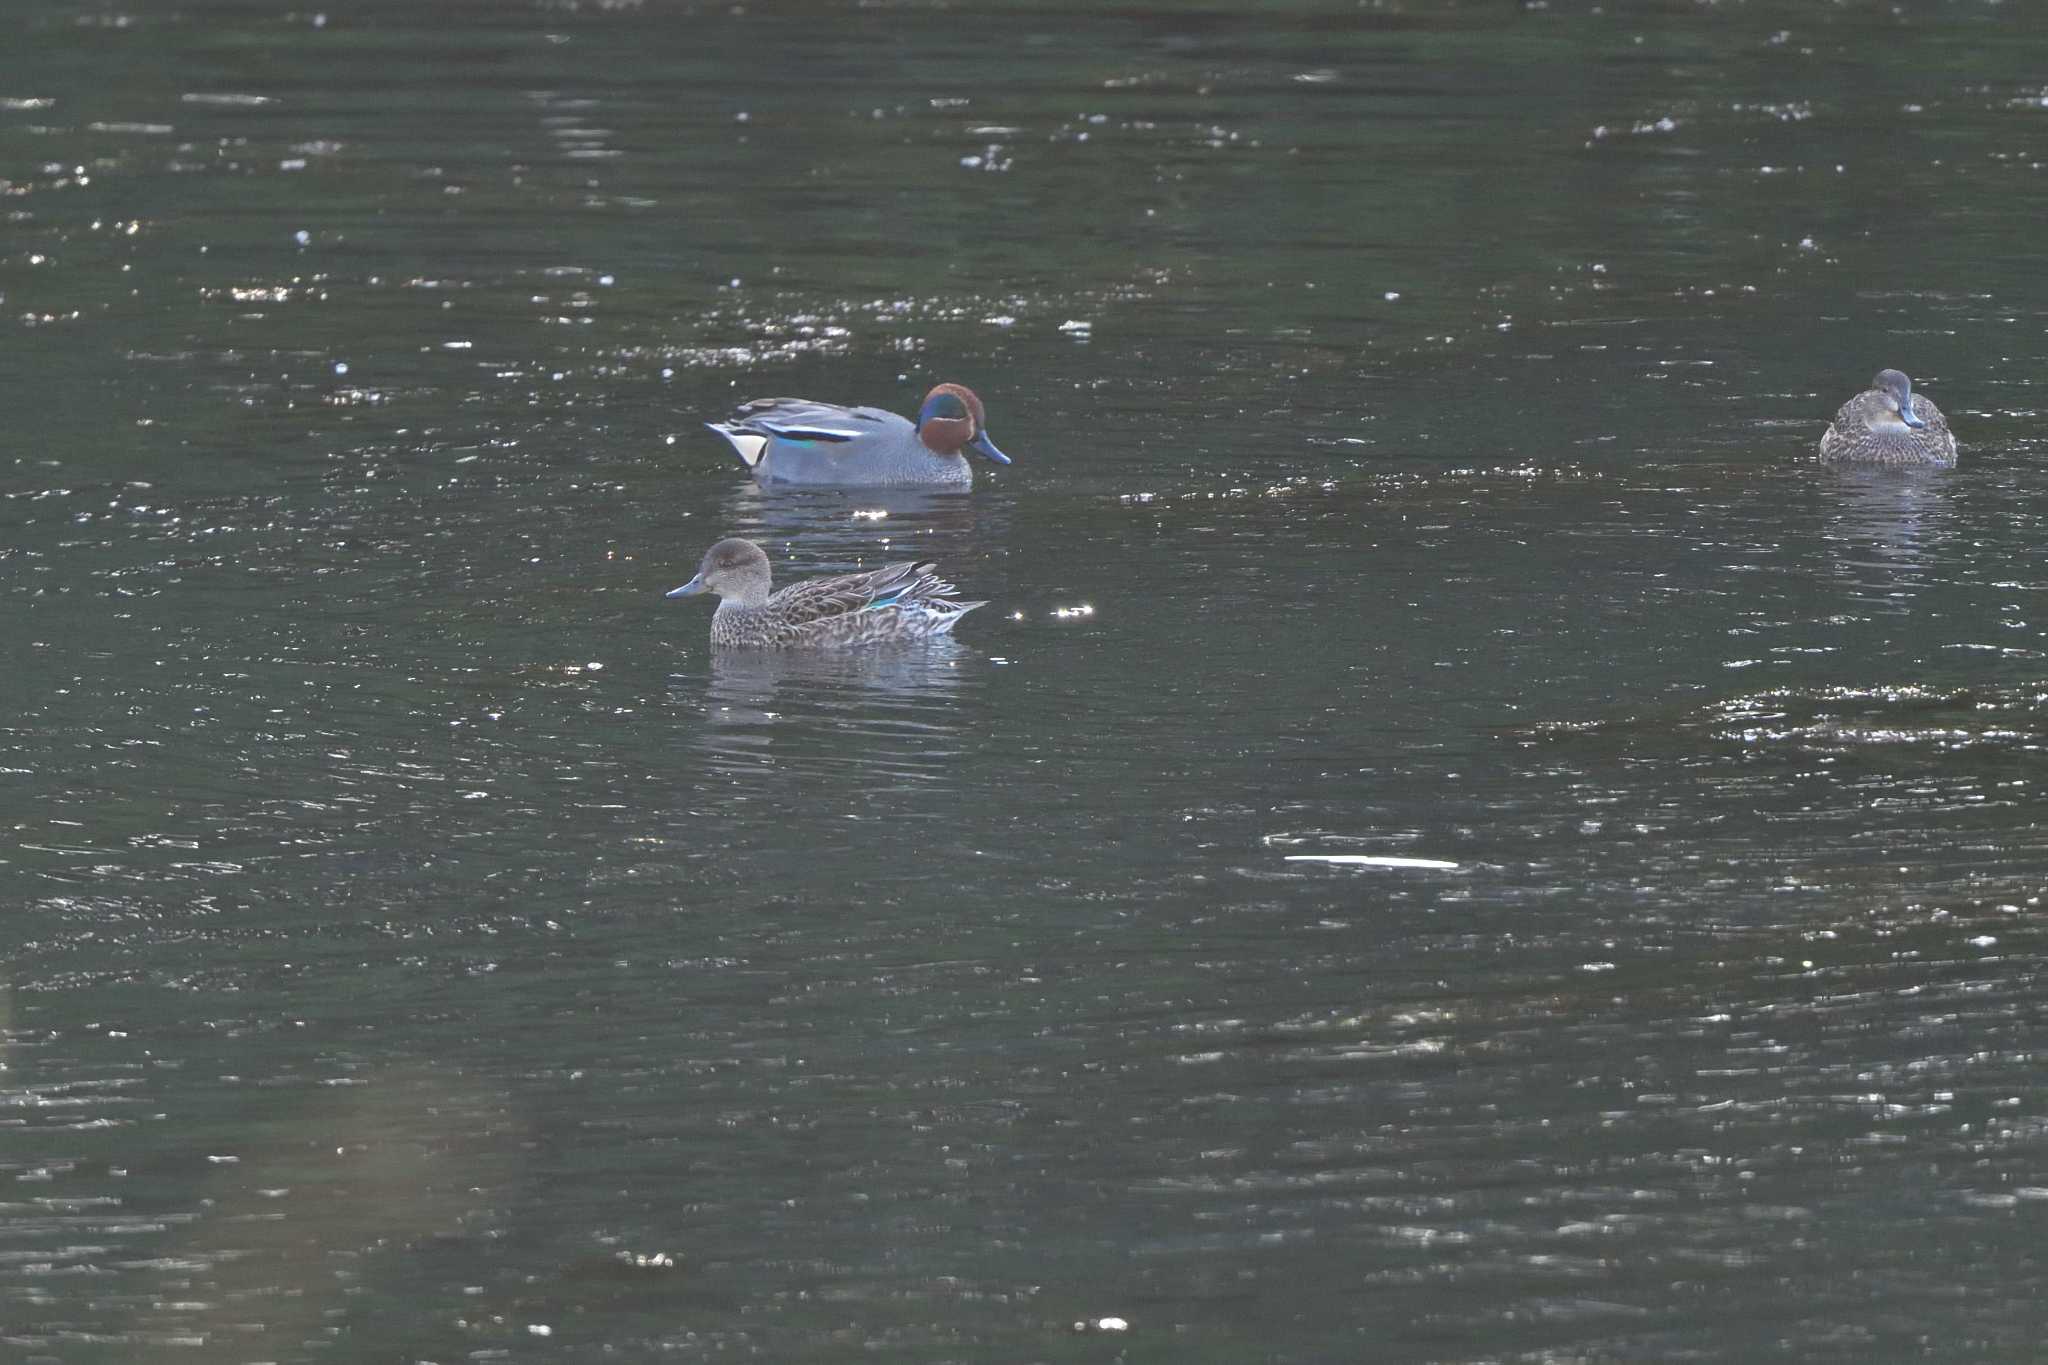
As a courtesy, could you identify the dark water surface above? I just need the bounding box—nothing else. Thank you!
[8,1,2048,1360]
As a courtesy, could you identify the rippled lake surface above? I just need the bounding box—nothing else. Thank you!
[8,1,2048,1360]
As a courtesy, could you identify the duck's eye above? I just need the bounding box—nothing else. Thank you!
[923,393,970,423]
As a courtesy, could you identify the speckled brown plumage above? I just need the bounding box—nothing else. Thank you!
[1818,370,1957,467]
[667,538,986,649]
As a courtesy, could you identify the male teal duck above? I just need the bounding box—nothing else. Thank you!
[666,537,987,648]
[1818,369,1957,466]
[705,383,1011,488]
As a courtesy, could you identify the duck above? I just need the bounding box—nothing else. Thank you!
[666,537,986,647]
[1818,369,1957,466]
[705,383,1011,488]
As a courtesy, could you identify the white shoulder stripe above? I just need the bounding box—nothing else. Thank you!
[757,422,864,442]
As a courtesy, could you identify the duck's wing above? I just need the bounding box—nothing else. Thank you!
[718,397,899,443]
[1914,397,1959,462]
[767,560,960,626]
[1818,391,1885,460]
[705,398,908,471]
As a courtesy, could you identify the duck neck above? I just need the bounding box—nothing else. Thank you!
[717,577,774,610]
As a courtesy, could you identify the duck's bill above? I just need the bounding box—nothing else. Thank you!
[665,575,708,598]
[1898,404,1926,430]
[969,431,1012,465]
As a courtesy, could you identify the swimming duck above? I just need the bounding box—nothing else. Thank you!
[666,537,986,647]
[705,383,1011,488]
[1818,369,1957,466]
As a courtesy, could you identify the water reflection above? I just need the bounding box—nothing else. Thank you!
[690,638,982,793]
[1819,464,1957,607]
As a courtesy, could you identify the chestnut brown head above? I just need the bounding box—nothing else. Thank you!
[915,383,1011,464]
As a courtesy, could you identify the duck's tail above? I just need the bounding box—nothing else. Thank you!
[928,599,988,635]
[704,422,768,470]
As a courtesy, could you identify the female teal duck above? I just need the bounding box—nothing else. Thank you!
[666,537,986,648]
[705,383,1011,488]
[1818,369,1957,466]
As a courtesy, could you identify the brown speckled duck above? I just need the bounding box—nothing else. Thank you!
[666,538,986,648]
[1818,369,1957,466]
